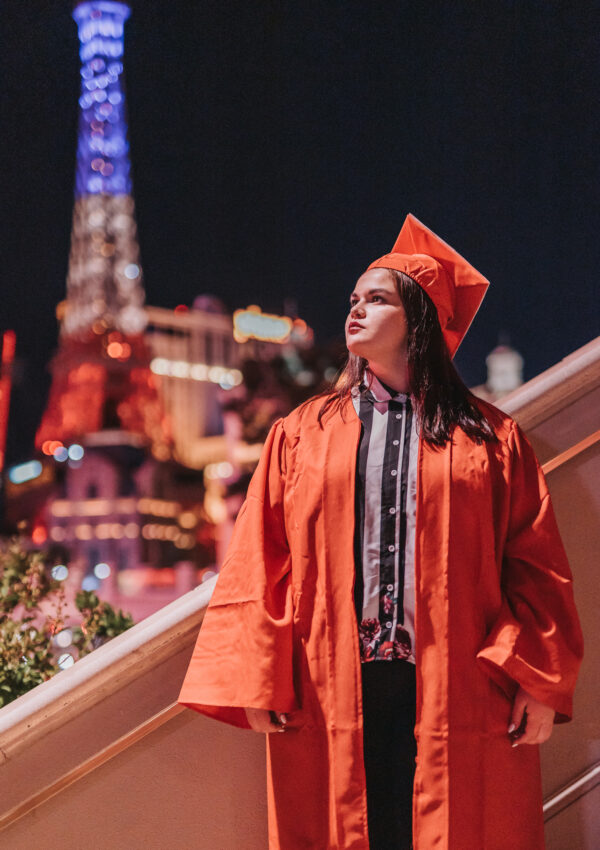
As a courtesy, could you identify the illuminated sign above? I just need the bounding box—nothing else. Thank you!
[233,306,293,344]
[8,460,43,485]
[0,329,16,474]
[5,461,54,498]
[150,359,242,388]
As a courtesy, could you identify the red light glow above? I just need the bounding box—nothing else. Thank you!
[35,333,171,457]
[32,525,47,544]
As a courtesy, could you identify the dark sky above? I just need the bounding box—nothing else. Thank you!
[1,1,598,466]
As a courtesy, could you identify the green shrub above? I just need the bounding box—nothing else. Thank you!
[0,538,134,708]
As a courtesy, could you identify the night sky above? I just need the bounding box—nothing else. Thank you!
[1,1,598,466]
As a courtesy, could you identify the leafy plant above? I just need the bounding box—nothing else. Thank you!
[0,538,134,708]
[0,616,58,704]
[72,590,134,656]
[0,541,56,613]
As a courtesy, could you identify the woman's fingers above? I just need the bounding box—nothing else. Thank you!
[510,687,555,747]
[245,708,288,733]
[513,721,541,747]
[245,708,278,732]
[508,688,527,735]
[514,720,554,747]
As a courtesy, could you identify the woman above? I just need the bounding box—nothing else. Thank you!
[179,214,583,850]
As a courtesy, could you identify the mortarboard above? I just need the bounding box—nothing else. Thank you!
[367,213,489,358]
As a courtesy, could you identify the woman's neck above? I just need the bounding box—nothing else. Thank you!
[367,359,409,394]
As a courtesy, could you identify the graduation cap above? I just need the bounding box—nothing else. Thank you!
[367,213,489,358]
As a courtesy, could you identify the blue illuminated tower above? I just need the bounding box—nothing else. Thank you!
[63,0,146,338]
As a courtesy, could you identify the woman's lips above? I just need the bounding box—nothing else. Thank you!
[348,323,364,333]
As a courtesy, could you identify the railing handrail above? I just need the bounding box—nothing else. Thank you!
[543,762,600,820]
[0,577,216,760]
[499,336,600,429]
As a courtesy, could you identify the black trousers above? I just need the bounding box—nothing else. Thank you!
[361,660,417,850]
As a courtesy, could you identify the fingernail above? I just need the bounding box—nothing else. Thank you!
[508,723,515,733]
[512,741,518,748]
[279,713,287,724]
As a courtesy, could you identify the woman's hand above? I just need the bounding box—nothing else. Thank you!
[245,708,288,733]
[508,687,555,747]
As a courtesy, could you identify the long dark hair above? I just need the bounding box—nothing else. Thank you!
[318,270,497,446]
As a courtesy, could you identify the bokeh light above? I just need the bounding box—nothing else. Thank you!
[94,562,111,580]
[82,574,100,591]
[54,446,69,462]
[51,564,69,581]
[31,526,47,545]
[8,460,42,484]
[58,653,75,670]
[56,629,73,648]
[68,444,85,461]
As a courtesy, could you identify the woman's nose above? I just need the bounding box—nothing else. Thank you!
[350,301,365,318]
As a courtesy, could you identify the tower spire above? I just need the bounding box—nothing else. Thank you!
[63,1,146,338]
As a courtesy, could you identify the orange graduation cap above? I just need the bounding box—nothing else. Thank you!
[367,213,489,358]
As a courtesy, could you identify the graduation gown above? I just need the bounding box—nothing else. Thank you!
[178,394,583,850]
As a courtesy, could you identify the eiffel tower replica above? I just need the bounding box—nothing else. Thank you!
[37,1,170,460]
[32,1,186,596]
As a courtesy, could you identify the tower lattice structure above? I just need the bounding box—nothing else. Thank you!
[36,1,170,459]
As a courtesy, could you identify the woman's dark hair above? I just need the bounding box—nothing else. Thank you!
[318,269,497,446]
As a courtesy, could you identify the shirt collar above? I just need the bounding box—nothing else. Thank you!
[361,368,408,404]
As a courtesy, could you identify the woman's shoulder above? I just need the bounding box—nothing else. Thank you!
[280,391,345,436]
[469,393,521,445]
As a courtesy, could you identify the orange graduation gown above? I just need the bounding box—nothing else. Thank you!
[178,394,583,849]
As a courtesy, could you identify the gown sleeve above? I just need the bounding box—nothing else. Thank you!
[178,417,297,729]
[476,421,584,722]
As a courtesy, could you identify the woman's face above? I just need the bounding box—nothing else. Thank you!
[345,268,409,365]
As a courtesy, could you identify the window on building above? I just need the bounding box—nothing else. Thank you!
[223,336,231,365]
[117,547,129,572]
[87,546,100,573]
[118,474,134,496]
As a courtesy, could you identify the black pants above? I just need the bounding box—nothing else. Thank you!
[361,660,417,850]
